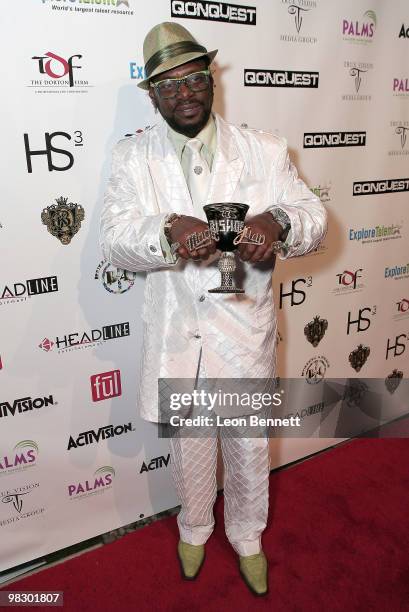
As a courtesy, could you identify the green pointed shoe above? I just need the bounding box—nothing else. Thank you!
[177,541,205,580]
[239,551,268,596]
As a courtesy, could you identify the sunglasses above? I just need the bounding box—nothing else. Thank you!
[150,69,211,99]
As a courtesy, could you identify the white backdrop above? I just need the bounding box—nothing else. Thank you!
[1,0,408,571]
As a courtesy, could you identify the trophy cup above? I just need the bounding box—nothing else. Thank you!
[203,203,265,294]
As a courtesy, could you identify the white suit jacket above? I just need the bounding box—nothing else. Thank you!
[100,113,327,422]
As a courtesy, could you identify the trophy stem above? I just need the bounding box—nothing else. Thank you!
[208,252,244,294]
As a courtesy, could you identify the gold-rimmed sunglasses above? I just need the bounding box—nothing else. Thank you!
[150,69,211,99]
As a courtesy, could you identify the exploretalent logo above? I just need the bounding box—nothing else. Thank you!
[67,422,134,450]
[342,61,373,101]
[353,178,409,196]
[393,77,409,98]
[0,483,45,528]
[302,356,330,384]
[304,131,366,148]
[68,466,115,500]
[333,269,364,296]
[140,454,170,473]
[0,276,58,307]
[244,69,319,88]
[394,298,409,322]
[0,395,56,420]
[280,0,318,44]
[385,263,409,281]
[170,0,256,24]
[129,62,146,80]
[95,260,136,294]
[24,130,84,173]
[39,322,130,355]
[29,52,92,94]
[0,441,39,477]
[342,10,376,44]
[348,222,402,245]
[389,121,409,156]
[41,0,134,16]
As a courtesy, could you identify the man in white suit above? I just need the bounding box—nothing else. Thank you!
[100,22,326,596]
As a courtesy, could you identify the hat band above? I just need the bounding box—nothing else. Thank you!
[145,41,207,79]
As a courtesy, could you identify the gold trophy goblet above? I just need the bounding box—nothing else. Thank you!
[203,203,265,294]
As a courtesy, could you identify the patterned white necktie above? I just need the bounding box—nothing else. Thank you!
[185,138,210,218]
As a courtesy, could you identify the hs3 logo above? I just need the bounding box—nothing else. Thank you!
[24,131,84,173]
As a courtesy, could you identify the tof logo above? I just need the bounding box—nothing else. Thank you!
[95,260,136,294]
[90,370,122,402]
[30,52,88,91]
[395,298,409,319]
[24,131,84,173]
[333,269,364,295]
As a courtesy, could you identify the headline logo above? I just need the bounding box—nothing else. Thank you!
[353,178,409,196]
[244,69,318,87]
[304,131,366,148]
[1,276,58,306]
[39,322,130,354]
[170,0,256,24]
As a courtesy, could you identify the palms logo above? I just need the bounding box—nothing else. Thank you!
[396,125,409,149]
[288,3,310,33]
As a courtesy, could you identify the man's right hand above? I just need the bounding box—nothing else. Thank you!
[170,215,217,260]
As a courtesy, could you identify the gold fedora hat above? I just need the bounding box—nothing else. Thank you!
[138,22,218,90]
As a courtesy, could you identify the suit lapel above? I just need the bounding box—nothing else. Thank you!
[147,120,193,215]
[206,114,244,205]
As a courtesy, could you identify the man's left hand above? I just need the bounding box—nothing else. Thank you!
[237,213,282,263]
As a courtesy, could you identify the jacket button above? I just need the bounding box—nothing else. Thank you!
[199,295,206,302]
[149,245,157,253]
[194,332,201,339]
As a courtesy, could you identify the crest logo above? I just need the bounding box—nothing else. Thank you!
[385,369,403,394]
[348,344,370,372]
[304,315,328,346]
[41,197,84,245]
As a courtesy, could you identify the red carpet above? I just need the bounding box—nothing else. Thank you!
[2,439,409,611]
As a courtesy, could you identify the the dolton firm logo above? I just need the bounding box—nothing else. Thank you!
[91,370,122,402]
[39,322,130,354]
[29,52,91,93]
[304,131,366,148]
[170,0,256,24]
[244,69,318,87]
[333,269,364,295]
[353,178,409,196]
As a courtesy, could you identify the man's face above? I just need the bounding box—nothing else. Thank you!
[149,58,214,138]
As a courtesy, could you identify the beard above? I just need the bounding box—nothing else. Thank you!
[165,104,213,138]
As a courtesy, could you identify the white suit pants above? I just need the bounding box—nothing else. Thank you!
[169,432,270,556]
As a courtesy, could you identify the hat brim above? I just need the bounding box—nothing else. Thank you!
[137,49,218,90]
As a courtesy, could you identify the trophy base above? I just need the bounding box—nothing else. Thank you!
[208,287,245,294]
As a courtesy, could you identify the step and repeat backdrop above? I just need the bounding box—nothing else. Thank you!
[1,0,408,571]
